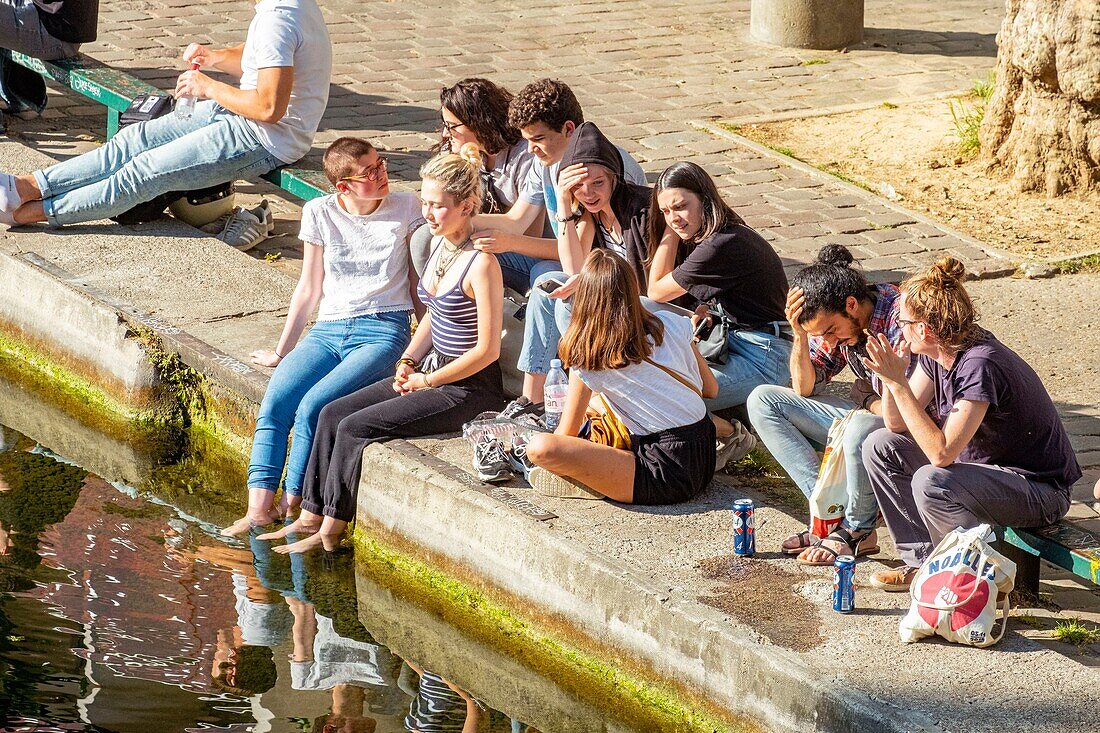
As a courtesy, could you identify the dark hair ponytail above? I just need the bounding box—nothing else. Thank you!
[791,244,875,323]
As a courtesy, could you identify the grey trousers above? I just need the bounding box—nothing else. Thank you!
[863,428,1070,568]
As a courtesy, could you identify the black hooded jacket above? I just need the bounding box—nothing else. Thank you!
[559,122,651,288]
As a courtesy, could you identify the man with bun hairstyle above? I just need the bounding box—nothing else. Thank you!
[861,257,1078,591]
[747,244,905,566]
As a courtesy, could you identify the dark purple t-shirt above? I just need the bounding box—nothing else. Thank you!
[919,331,1081,492]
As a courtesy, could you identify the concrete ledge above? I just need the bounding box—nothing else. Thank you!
[354,439,943,733]
[0,250,158,405]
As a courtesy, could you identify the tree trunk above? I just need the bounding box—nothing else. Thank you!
[980,0,1100,196]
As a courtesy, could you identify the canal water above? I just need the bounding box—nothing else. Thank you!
[0,378,641,733]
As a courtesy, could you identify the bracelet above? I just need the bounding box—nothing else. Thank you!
[396,357,418,370]
[555,210,583,223]
[274,349,285,360]
[423,372,433,388]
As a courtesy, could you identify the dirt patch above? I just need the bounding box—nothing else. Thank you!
[696,554,823,652]
[736,98,1099,262]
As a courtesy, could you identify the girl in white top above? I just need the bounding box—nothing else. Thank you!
[523,249,719,504]
[223,137,421,537]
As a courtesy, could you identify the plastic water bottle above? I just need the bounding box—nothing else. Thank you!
[175,62,200,119]
[543,359,569,431]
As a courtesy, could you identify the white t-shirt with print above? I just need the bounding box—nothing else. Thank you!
[299,192,423,321]
[241,0,332,163]
[575,311,706,435]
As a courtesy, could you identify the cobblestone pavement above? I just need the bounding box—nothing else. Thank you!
[5,0,1013,278]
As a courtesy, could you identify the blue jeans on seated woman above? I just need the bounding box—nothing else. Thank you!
[247,311,411,497]
[704,327,792,411]
[32,100,281,226]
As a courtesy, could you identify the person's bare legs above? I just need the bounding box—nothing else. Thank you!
[256,509,322,541]
[525,434,636,502]
[4,176,46,225]
[522,372,546,403]
[711,414,734,439]
[13,200,46,225]
[275,516,346,554]
[222,487,282,537]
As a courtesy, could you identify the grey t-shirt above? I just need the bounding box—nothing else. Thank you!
[520,143,647,235]
[485,139,535,212]
[920,331,1081,492]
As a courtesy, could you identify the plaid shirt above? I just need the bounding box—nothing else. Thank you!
[809,283,903,394]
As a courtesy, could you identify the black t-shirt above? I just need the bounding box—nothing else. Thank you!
[33,0,99,44]
[670,223,787,328]
[919,331,1081,492]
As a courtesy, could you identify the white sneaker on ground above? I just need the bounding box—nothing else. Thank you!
[0,172,21,220]
[715,419,757,472]
[211,200,273,251]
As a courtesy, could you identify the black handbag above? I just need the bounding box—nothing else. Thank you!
[696,302,731,365]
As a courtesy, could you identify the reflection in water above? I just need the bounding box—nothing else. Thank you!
[0,422,548,733]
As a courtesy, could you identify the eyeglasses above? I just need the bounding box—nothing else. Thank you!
[897,317,920,329]
[341,158,387,183]
[441,117,466,134]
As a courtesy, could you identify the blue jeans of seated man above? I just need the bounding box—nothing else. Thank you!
[495,252,559,296]
[745,384,883,532]
[33,100,281,226]
[704,328,793,411]
[248,311,411,496]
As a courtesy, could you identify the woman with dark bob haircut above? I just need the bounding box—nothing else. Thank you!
[646,161,792,469]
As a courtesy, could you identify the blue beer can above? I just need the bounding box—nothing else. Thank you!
[732,499,755,556]
[833,555,856,613]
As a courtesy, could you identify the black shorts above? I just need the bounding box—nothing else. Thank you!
[630,416,716,506]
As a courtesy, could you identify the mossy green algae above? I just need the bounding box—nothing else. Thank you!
[353,529,763,733]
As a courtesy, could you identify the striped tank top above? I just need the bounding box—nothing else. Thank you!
[418,242,481,358]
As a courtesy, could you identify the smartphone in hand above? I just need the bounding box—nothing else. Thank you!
[537,278,566,295]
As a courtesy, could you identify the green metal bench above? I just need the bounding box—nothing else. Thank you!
[3,50,332,201]
[999,519,1100,594]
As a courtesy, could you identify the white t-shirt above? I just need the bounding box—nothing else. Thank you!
[520,143,647,235]
[241,0,332,163]
[576,311,707,435]
[289,614,391,690]
[232,573,293,648]
[299,192,423,321]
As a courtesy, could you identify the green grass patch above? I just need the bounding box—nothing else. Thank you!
[949,73,996,157]
[354,531,758,733]
[1051,618,1100,647]
[880,101,898,110]
[263,251,282,263]
[1055,252,1100,274]
[869,222,897,231]
[801,58,829,66]
[1015,613,1046,630]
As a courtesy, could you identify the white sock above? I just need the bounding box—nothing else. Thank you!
[0,173,22,214]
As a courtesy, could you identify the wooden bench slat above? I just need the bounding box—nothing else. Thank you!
[1005,523,1100,586]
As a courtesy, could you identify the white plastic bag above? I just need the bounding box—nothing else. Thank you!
[899,524,1016,647]
[808,410,858,538]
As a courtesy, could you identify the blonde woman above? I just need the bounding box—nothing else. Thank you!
[261,143,506,552]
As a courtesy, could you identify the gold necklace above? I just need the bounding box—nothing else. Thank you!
[433,233,473,282]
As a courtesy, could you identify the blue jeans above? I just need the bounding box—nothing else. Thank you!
[517,267,573,375]
[746,385,882,532]
[704,328,793,411]
[248,312,411,495]
[495,252,559,296]
[33,100,281,226]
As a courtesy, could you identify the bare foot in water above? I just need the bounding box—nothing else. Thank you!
[274,532,328,554]
[256,516,319,541]
[221,508,280,538]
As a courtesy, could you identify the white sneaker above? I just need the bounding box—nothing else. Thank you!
[212,200,273,251]
[526,465,603,499]
[0,172,21,219]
